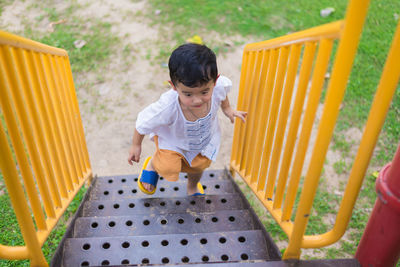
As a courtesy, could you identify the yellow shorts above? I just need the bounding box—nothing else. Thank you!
[152,136,212,182]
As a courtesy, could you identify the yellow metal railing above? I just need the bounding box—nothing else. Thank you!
[230,0,400,259]
[0,31,92,266]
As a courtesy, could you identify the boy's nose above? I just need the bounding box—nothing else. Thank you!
[193,97,202,104]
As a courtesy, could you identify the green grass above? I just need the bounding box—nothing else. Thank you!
[332,134,352,157]
[0,0,11,16]
[20,1,119,75]
[25,21,118,74]
[333,160,348,175]
[0,186,87,267]
[0,191,29,267]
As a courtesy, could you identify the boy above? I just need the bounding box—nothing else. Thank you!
[127,43,246,195]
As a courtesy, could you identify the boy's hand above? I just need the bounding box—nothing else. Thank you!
[223,107,247,123]
[128,144,141,165]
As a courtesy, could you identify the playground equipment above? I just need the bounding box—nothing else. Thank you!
[0,0,399,266]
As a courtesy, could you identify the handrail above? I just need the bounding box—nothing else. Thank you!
[302,17,400,248]
[244,20,343,51]
[0,30,92,266]
[230,19,345,240]
[0,31,67,56]
[230,0,399,259]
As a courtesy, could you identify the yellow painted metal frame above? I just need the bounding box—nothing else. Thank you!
[230,0,400,259]
[0,30,92,266]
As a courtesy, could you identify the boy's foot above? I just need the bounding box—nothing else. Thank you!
[138,157,159,195]
[141,182,155,192]
[142,157,156,191]
[187,172,203,195]
[188,182,205,196]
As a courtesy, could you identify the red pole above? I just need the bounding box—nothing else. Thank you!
[355,143,400,266]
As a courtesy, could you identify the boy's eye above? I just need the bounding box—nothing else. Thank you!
[201,91,209,95]
[184,93,192,97]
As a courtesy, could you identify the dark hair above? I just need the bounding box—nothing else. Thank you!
[168,43,218,88]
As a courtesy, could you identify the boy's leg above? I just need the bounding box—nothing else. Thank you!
[140,136,181,192]
[187,172,203,195]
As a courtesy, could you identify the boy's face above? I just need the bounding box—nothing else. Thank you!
[171,80,216,110]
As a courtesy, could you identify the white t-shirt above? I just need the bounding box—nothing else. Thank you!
[136,76,232,165]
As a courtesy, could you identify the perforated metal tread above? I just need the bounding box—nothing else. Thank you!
[82,194,246,217]
[89,178,236,200]
[73,209,257,238]
[62,230,269,266]
[93,170,227,187]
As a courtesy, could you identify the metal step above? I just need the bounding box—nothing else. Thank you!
[92,170,228,187]
[82,194,247,217]
[88,177,236,200]
[73,209,257,238]
[62,230,270,266]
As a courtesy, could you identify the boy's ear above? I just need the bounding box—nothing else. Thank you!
[169,80,177,90]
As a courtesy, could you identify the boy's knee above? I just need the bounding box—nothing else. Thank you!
[152,150,182,181]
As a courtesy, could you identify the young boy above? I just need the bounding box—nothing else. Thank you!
[127,43,246,196]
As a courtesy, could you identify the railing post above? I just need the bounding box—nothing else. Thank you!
[355,143,400,267]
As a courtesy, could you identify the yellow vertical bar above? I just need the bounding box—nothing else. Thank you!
[0,124,48,267]
[231,51,250,167]
[261,46,290,200]
[284,0,371,259]
[45,55,75,191]
[57,56,85,180]
[243,50,269,177]
[282,39,334,220]
[250,48,277,191]
[247,50,271,184]
[0,47,49,229]
[272,44,302,209]
[63,56,91,173]
[273,42,317,199]
[232,51,251,167]
[38,53,69,197]
[14,48,59,219]
[50,56,80,184]
[236,51,256,173]
[241,51,264,176]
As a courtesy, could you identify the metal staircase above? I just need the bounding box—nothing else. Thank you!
[52,169,280,266]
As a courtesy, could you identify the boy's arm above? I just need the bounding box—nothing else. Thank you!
[128,129,144,165]
[220,97,247,123]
